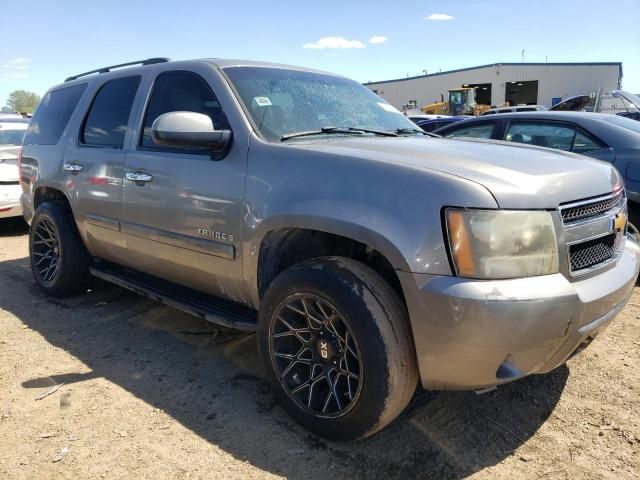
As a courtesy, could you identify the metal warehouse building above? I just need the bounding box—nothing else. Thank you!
[364,62,622,111]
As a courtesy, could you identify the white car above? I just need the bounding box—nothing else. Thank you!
[0,118,28,219]
[481,105,548,115]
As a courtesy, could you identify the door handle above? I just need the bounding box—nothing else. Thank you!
[125,172,153,183]
[63,162,83,174]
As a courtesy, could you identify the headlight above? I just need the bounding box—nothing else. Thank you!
[445,208,559,279]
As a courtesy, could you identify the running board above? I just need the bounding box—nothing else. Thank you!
[90,263,257,331]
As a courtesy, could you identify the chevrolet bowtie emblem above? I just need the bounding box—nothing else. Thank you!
[614,212,628,231]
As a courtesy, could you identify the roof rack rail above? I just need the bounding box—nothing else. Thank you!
[64,57,170,82]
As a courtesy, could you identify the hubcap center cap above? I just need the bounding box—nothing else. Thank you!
[316,335,337,361]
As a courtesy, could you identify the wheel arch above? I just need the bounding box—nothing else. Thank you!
[250,216,412,308]
[30,183,90,249]
[33,184,73,212]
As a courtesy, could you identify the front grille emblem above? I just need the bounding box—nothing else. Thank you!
[613,212,627,232]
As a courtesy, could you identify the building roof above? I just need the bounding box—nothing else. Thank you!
[364,62,623,86]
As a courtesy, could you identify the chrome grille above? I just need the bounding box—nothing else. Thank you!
[569,231,624,273]
[560,190,624,224]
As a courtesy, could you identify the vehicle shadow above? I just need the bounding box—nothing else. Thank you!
[0,254,568,480]
[0,217,29,237]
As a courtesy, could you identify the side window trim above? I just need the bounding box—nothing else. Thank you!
[571,127,608,152]
[493,119,507,140]
[78,75,142,149]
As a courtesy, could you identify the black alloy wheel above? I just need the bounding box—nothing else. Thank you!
[31,216,61,284]
[269,293,362,417]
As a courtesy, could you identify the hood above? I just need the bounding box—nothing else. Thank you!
[289,136,621,209]
[549,91,640,114]
[612,90,640,113]
[549,95,591,111]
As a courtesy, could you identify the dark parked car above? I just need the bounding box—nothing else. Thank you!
[414,116,468,133]
[435,111,640,229]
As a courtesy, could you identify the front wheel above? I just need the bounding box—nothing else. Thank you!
[258,257,418,441]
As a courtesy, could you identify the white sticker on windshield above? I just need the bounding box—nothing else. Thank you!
[377,102,402,114]
[254,96,272,107]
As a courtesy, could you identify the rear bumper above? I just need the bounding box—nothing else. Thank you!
[0,204,22,219]
[19,191,33,224]
[0,184,22,219]
[399,236,640,390]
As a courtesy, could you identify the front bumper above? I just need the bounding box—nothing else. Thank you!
[399,237,640,390]
[0,184,22,219]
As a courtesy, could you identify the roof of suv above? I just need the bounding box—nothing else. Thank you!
[204,58,334,74]
[56,57,340,92]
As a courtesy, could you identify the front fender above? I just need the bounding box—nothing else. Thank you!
[242,137,499,308]
[243,210,412,307]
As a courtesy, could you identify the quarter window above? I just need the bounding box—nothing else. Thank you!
[140,71,229,150]
[81,76,140,148]
[572,131,605,154]
[24,84,87,145]
[504,122,575,150]
[444,123,495,139]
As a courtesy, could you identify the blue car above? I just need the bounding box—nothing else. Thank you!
[435,111,640,233]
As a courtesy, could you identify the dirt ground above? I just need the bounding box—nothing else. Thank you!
[0,218,638,480]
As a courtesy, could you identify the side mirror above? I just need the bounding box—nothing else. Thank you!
[151,111,232,158]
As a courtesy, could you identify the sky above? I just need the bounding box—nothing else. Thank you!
[1,0,639,106]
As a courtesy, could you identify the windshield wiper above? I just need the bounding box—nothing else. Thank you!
[395,128,440,138]
[281,126,399,141]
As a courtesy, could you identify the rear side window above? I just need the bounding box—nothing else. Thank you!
[444,123,495,139]
[81,76,140,148]
[572,131,605,154]
[140,70,229,150]
[504,122,575,150]
[24,84,87,145]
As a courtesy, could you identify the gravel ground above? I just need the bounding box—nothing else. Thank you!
[0,218,639,480]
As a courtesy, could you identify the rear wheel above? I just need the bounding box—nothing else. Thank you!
[258,257,418,440]
[29,202,91,297]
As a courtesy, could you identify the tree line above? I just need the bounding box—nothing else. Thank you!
[1,90,40,114]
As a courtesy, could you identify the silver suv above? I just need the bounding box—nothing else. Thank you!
[20,58,640,440]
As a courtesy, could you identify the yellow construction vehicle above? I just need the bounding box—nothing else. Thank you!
[422,87,492,116]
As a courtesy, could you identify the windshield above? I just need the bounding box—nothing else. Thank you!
[224,66,417,142]
[602,115,640,135]
[0,128,26,146]
[449,91,464,105]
